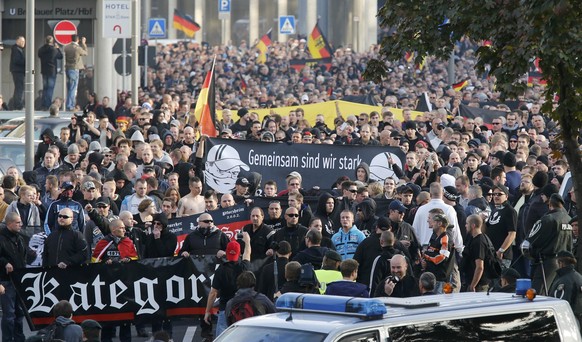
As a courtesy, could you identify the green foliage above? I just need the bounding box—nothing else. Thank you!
[371,0,582,225]
[370,0,582,129]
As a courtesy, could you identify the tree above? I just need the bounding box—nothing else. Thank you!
[366,0,582,225]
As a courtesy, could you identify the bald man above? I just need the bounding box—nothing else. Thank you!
[373,254,419,298]
[43,208,88,268]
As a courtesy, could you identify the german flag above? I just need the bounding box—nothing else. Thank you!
[237,73,247,94]
[308,22,333,59]
[173,9,200,37]
[404,51,414,63]
[256,29,272,64]
[194,57,217,137]
[452,80,469,92]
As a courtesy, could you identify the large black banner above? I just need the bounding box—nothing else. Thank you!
[12,256,220,329]
[203,139,405,194]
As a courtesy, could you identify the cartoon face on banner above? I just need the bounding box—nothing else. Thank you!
[204,144,250,193]
[369,152,403,183]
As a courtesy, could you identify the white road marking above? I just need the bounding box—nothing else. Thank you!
[182,326,197,342]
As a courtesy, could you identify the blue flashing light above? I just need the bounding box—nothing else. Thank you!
[516,278,532,296]
[276,293,387,319]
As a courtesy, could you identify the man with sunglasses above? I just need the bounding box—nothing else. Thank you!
[271,207,309,257]
[43,208,88,268]
[85,196,118,251]
[486,184,517,269]
[179,213,229,259]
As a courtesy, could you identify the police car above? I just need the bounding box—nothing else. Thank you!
[216,290,581,341]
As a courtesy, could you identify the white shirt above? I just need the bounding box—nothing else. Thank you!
[412,198,464,253]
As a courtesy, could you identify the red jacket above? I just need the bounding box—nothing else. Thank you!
[92,234,138,262]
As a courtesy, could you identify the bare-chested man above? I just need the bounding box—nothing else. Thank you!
[177,176,205,217]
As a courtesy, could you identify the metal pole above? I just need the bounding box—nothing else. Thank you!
[448,49,455,86]
[62,48,66,111]
[131,0,139,105]
[144,43,148,91]
[122,39,126,91]
[25,0,35,170]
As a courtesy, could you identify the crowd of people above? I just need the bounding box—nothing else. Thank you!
[1,35,581,342]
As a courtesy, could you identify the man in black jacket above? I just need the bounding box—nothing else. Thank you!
[374,254,419,297]
[258,241,291,301]
[37,35,62,110]
[242,207,274,262]
[293,229,328,269]
[270,207,308,257]
[43,207,88,268]
[528,193,572,295]
[548,250,582,325]
[0,212,34,342]
[10,36,25,110]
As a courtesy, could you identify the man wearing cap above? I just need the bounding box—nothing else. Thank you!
[486,183,517,269]
[548,250,582,325]
[313,250,343,294]
[388,200,421,261]
[84,196,118,250]
[204,232,251,337]
[527,193,573,295]
[62,144,82,171]
[79,180,100,208]
[232,177,251,203]
[81,319,102,342]
[44,181,85,234]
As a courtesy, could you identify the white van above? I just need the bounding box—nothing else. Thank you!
[216,292,581,341]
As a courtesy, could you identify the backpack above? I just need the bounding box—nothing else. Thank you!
[26,321,66,342]
[299,263,320,288]
[483,234,503,279]
[227,292,265,325]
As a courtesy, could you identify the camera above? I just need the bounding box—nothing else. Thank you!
[270,241,280,251]
[387,275,400,284]
[236,232,243,240]
[437,123,446,130]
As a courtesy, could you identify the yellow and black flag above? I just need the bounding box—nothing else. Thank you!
[452,80,469,92]
[308,22,333,59]
[256,29,272,64]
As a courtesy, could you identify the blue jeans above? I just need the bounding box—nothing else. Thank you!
[1,281,25,342]
[215,310,228,337]
[42,74,57,109]
[66,69,79,110]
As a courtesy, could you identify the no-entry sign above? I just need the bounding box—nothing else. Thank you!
[53,20,77,45]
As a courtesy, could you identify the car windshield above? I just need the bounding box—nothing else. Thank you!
[6,121,69,140]
[215,326,326,342]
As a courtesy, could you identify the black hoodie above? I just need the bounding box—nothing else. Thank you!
[34,128,67,168]
[314,192,340,237]
[355,198,378,237]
